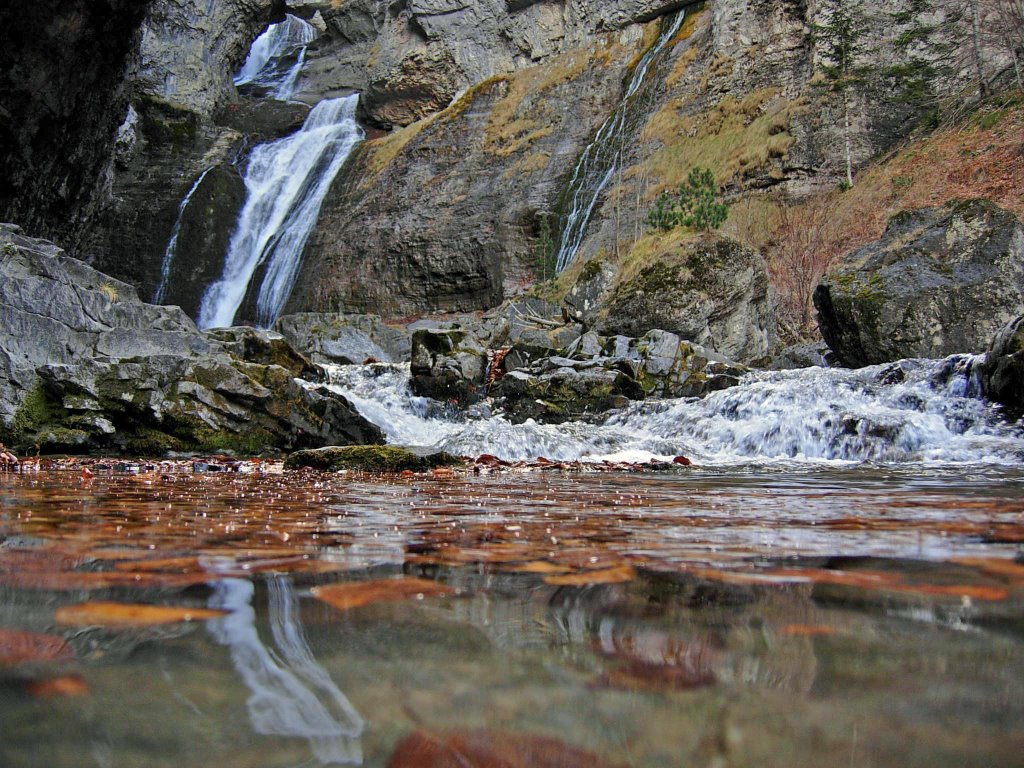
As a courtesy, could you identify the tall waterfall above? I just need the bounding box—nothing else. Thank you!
[234,14,318,101]
[554,11,687,273]
[197,95,363,329]
[324,356,1024,465]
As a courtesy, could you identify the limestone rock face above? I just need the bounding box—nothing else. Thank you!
[814,201,1024,368]
[0,226,382,454]
[597,235,775,363]
[980,315,1024,421]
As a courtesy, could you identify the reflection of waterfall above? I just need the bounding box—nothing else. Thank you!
[153,168,212,304]
[554,11,686,273]
[197,95,363,329]
[324,357,1024,465]
[235,14,318,101]
[207,577,364,765]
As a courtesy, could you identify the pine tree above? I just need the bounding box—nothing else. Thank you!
[888,0,950,125]
[812,0,873,189]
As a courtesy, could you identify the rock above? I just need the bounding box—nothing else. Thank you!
[492,328,746,424]
[284,445,462,472]
[597,235,775,363]
[275,313,412,365]
[981,315,1024,421]
[205,326,322,380]
[0,227,382,455]
[767,342,831,371]
[410,329,489,405]
[814,201,1024,368]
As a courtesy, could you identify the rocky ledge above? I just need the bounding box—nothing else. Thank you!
[0,225,382,455]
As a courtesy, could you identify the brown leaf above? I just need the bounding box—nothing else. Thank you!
[55,602,228,627]
[544,565,635,586]
[0,629,75,665]
[312,578,453,612]
[0,570,216,591]
[780,624,837,637]
[387,728,616,768]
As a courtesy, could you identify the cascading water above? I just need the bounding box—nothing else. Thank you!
[234,14,318,101]
[324,356,1024,465]
[152,167,212,304]
[554,11,687,273]
[197,95,363,329]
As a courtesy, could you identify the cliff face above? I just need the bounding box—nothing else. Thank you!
[0,0,150,246]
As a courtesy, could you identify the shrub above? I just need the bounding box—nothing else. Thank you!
[647,167,729,233]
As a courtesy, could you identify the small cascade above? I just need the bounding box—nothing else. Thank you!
[234,14,318,101]
[197,95,363,329]
[152,167,212,304]
[554,11,687,273]
[324,356,1024,465]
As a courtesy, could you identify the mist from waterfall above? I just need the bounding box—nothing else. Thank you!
[554,11,686,273]
[197,95,363,329]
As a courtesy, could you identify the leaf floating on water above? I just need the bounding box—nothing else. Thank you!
[312,578,453,612]
[0,570,215,591]
[387,728,618,768]
[544,565,635,586]
[501,560,573,575]
[0,629,75,665]
[54,602,228,627]
[780,624,838,637]
[24,675,90,698]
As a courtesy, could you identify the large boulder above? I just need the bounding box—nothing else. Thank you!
[595,235,776,363]
[980,315,1024,421]
[0,225,382,454]
[275,312,412,365]
[410,329,489,405]
[815,201,1024,368]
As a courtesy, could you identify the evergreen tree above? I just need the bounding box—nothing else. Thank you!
[812,0,873,189]
[888,0,950,125]
[646,168,729,233]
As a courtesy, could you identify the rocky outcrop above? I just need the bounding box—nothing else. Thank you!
[594,235,775,363]
[410,329,490,406]
[275,312,412,365]
[814,201,1024,368]
[0,226,382,454]
[981,315,1024,421]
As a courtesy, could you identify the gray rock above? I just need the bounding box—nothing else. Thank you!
[815,201,1024,368]
[981,315,1024,421]
[0,228,382,454]
[596,235,776,363]
[275,313,412,365]
[410,329,489,405]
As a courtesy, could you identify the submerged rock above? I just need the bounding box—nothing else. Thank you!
[0,227,381,454]
[284,445,461,472]
[981,314,1024,420]
[815,201,1024,368]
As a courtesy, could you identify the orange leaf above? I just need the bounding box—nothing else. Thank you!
[25,675,90,698]
[780,624,837,637]
[544,565,635,586]
[55,602,228,627]
[312,578,453,612]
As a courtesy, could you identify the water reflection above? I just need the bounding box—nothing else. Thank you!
[207,576,364,765]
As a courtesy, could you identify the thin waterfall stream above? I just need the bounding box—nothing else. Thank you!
[554,11,687,273]
[152,167,212,304]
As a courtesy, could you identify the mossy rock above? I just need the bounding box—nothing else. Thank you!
[284,445,463,473]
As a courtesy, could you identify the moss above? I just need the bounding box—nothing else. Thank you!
[121,428,187,457]
[1,384,63,448]
[580,259,603,282]
[284,445,461,473]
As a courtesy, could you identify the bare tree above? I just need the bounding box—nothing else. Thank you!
[987,0,1024,89]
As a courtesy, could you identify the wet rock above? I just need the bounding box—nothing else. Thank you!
[815,201,1024,368]
[767,342,831,371]
[0,228,381,454]
[981,314,1024,421]
[205,326,322,380]
[275,313,412,365]
[410,329,489,406]
[493,367,643,425]
[284,445,461,472]
[596,235,775,364]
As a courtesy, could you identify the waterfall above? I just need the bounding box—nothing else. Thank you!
[152,168,212,304]
[323,356,1024,465]
[197,95,363,329]
[554,11,687,273]
[234,14,318,101]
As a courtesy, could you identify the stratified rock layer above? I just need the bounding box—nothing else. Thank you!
[815,201,1024,368]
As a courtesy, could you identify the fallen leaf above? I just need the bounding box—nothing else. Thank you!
[780,624,837,637]
[0,629,75,665]
[55,602,228,627]
[544,565,635,586]
[25,675,89,698]
[312,578,453,612]
[387,728,616,768]
[500,560,573,575]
